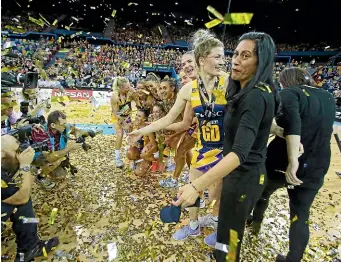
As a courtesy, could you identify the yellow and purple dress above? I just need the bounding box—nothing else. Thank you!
[190,76,227,173]
[111,92,133,125]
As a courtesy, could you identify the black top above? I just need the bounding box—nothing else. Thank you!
[223,85,275,171]
[1,168,19,201]
[267,85,336,188]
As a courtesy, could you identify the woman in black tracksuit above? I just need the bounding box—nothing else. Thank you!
[173,32,278,261]
[250,67,336,262]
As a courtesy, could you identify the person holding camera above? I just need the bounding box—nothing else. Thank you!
[31,110,89,189]
[1,135,59,262]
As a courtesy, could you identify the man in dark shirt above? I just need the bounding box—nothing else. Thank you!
[250,68,336,262]
[1,135,59,262]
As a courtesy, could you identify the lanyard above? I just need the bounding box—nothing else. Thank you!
[197,76,219,128]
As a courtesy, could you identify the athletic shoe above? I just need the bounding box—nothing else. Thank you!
[251,221,262,236]
[35,177,55,190]
[204,231,217,248]
[173,225,200,241]
[159,177,178,188]
[200,199,206,209]
[198,214,218,229]
[275,254,287,262]
[180,172,190,183]
[115,157,124,168]
[15,237,59,262]
[166,163,176,172]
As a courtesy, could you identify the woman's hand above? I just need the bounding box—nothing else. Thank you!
[127,130,143,145]
[172,184,199,208]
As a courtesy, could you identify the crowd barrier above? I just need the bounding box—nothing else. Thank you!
[10,86,341,122]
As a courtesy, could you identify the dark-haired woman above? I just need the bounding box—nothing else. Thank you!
[172,32,277,261]
[250,67,335,262]
[127,109,157,176]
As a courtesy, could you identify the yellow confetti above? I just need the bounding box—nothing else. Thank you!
[137,34,143,38]
[209,199,216,209]
[42,247,48,257]
[207,5,224,21]
[292,215,298,223]
[1,179,8,188]
[205,19,222,29]
[1,213,7,217]
[49,208,58,225]
[65,26,70,30]
[111,9,117,17]
[76,210,82,221]
[39,14,50,25]
[227,229,239,262]
[28,16,45,27]
[259,174,265,185]
[205,5,253,29]
[128,2,138,6]
[52,19,58,26]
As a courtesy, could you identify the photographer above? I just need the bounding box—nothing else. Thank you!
[1,135,59,262]
[31,110,93,189]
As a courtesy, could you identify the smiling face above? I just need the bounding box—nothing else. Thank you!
[119,82,131,94]
[145,80,160,100]
[179,71,191,87]
[198,46,225,77]
[181,53,196,79]
[136,83,147,98]
[231,40,258,87]
[159,81,175,100]
[135,110,146,125]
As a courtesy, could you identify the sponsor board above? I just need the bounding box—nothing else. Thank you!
[51,89,93,100]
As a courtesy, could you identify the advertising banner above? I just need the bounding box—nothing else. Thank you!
[51,88,93,100]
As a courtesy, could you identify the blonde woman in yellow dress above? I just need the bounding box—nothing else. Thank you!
[110,77,135,168]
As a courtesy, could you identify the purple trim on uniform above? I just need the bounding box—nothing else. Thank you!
[195,153,223,173]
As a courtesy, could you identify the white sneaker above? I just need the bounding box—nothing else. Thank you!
[115,158,124,168]
[200,199,205,209]
[198,214,218,229]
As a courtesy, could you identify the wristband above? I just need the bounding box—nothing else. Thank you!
[19,165,31,172]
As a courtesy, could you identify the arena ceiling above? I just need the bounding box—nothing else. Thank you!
[2,0,339,44]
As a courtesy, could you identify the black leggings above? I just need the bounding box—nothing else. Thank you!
[215,166,266,262]
[1,198,40,253]
[252,174,320,262]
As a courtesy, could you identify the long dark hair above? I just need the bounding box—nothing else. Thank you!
[279,67,316,88]
[227,32,276,110]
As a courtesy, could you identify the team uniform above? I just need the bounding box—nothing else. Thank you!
[111,92,133,128]
[190,76,227,173]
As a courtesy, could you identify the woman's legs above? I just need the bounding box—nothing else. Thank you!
[173,134,196,179]
[113,121,124,168]
[215,168,266,262]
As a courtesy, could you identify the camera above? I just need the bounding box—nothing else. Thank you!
[75,130,96,151]
[1,72,38,89]
[7,125,49,153]
[17,114,46,125]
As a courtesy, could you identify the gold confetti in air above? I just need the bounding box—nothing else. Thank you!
[52,19,58,26]
[128,2,138,6]
[28,16,45,27]
[2,180,9,188]
[205,5,253,29]
[111,9,117,17]
[39,14,50,25]
[65,26,70,30]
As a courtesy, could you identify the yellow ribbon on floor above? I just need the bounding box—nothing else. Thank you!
[205,5,254,29]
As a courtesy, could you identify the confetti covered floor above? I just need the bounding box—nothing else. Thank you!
[1,101,341,261]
